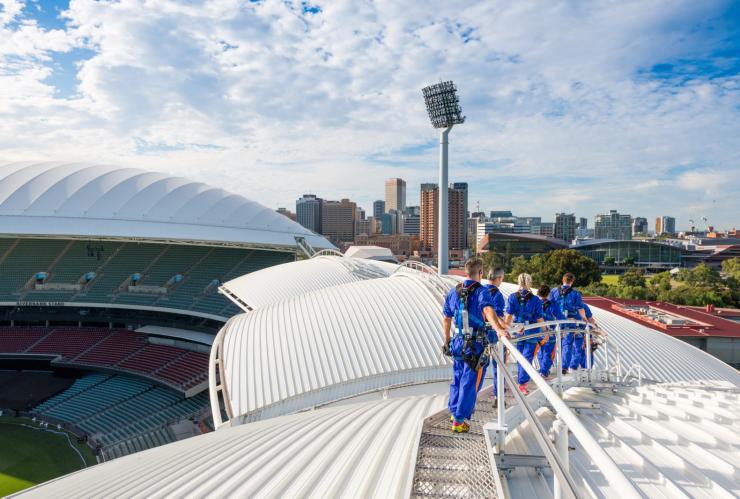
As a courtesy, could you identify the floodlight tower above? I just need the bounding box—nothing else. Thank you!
[422,81,465,274]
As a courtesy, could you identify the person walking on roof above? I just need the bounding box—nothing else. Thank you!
[536,284,566,379]
[480,267,508,402]
[548,273,588,374]
[443,257,508,433]
[505,273,544,395]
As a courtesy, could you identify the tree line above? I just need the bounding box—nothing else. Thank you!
[480,249,740,308]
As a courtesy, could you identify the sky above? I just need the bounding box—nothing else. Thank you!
[0,0,739,230]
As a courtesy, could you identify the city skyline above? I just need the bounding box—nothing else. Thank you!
[1,1,738,228]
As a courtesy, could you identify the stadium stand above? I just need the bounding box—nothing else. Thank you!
[0,237,293,317]
[31,374,209,458]
[0,327,208,392]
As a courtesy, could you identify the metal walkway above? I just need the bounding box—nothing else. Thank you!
[411,389,499,498]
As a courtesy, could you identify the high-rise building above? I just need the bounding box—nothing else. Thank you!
[452,182,468,246]
[321,198,356,245]
[381,209,401,235]
[373,200,385,219]
[554,213,576,242]
[579,217,587,230]
[595,210,632,240]
[539,222,555,238]
[420,183,466,253]
[385,178,406,213]
[655,217,662,235]
[632,217,648,236]
[296,194,322,233]
[403,214,420,236]
[661,216,676,234]
[356,218,371,236]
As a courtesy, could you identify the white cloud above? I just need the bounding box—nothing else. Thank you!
[0,0,738,229]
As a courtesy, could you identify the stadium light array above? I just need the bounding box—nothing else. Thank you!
[421,80,465,275]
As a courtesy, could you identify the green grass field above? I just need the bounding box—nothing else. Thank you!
[601,274,656,285]
[0,418,96,497]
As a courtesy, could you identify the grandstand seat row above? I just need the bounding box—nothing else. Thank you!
[0,327,208,391]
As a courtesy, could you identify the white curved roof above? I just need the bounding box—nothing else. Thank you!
[217,272,452,422]
[15,395,445,499]
[220,255,393,310]
[505,382,740,497]
[0,162,333,250]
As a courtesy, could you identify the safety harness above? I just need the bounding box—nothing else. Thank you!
[454,282,489,371]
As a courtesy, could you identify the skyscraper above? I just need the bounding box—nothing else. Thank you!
[321,198,356,245]
[385,178,406,213]
[661,216,676,234]
[373,200,385,219]
[595,210,632,240]
[655,217,662,235]
[554,213,576,242]
[420,183,466,252]
[296,194,322,233]
[632,217,648,236]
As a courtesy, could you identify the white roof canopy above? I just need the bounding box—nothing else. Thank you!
[0,162,333,251]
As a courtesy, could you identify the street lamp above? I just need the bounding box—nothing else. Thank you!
[422,80,465,274]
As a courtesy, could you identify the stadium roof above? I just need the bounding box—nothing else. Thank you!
[18,259,740,498]
[214,270,453,423]
[15,395,445,499]
[0,162,333,251]
[219,254,393,311]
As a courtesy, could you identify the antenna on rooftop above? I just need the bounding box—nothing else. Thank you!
[422,80,465,275]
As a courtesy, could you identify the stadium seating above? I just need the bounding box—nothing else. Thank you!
[0,326,49,352]
[29,328,110,359]
[0,237,292,317]
[32,374,210,458]
[0,327,209,392]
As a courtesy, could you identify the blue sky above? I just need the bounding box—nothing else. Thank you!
[1,0,739,230]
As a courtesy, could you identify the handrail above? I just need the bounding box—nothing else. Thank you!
[392,261,451,299]
[311,249,343,258]
[489,346,579,499]
[500,336,642,498]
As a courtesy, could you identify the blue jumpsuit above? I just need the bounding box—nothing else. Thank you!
[444,280,495,422]
[548,285,586,370]
[537,299,566,377]
[505,290,544,385]
[479,284,505,395]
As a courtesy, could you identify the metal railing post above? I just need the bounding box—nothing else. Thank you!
[585,327,592,384]
[496,340,506,453]
[556,325,563,396]
[553,417,569,499]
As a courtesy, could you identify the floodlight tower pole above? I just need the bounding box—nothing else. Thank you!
[438,126,452,275]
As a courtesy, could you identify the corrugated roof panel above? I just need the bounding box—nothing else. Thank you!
[15,395,445,499]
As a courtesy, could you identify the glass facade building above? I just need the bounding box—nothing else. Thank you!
[575,240,684,268]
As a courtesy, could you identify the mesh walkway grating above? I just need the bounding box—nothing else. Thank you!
[412,390,499,498]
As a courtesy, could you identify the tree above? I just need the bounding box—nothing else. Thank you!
[648,272,672,294]
[539,249,601,287]
[622,256,635,266]
[722,257,740,280]
[618,269,646,288]
[603,256,616,267]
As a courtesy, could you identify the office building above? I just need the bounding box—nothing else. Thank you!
[296,194,322,233]
[385,178,406,213]
[661,216,676,235]
[321,198,356,245]
[595,210,632,240]
[536,222,555,238]
[655,217,662,235]
[373,200,385,219]
[554,213,576,242]
[452,182,468,246]
[632,217,648,236]
[403,214,420,236]
[420,183,466,252]
[356,218,371,236]
[381,209,402,235]
[490,210,513,218]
